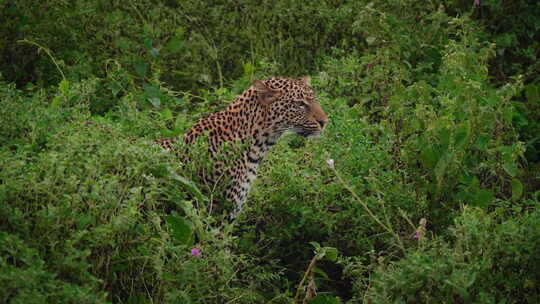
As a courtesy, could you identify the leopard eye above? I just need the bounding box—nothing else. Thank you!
[299,101,310,109]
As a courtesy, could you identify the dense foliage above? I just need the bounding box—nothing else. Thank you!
[1,0,539,303]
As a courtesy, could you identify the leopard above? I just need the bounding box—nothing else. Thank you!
[155,76,328,216]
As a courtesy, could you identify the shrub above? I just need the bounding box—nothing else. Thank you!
[364,207,540,304]
[1,0,539,302]
[0,83,283,302]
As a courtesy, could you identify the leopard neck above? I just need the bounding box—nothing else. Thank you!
[221,89,283,157]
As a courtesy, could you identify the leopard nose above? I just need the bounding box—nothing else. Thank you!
[317,119,327,128]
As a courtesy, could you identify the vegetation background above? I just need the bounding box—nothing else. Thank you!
[1,0,539,303]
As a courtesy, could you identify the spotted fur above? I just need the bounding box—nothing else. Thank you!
[156,76,328,214]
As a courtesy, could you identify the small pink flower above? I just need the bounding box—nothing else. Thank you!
[473,0,480,6]
[191,248,201,257]
[412,232,420,239]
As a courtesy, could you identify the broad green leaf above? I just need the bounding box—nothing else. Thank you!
[309,241,321,250]
[164,215,194,246]
[420,146,439,169]
[116,38,131,50]
[511,178,523,200]
[168,169,208,202]
[502,162,518,177]
[108,83,122,96]
[474,189,493,208]
[143,38,153,51]
[166,36,184,53]
[143,83,160,98]
[133,60,148,77]
[323,247,338,262]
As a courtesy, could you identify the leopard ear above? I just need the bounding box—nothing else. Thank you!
[252,80,281,105]
[299,76,311,86]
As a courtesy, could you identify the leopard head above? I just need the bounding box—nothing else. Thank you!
[252,76,328,138]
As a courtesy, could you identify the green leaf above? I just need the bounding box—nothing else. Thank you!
[133,60,148,77]
[108,83,122,96]
[411,118,421,131]
[434,152,450,186]
[150,164,169,178]
[309,295,341,304]
[50,96,62,108]
[174,115,186,132]
[474,135,490,150]
[143,38,153,51]
[166,36,184,53]
[420,146,439,169]
[438,127,451,149]
[159,128,175,138]
[312,267,330,280]
[511,178,523,200]
[116,38,131,51]
[454,124,469,148]
[474,189,493,208]
[525,84,539,103]
[164,215,194,246]
[323,247,338,262]
[143,83,160,98]
[58,79,70,95]
[168,169,208,202]
[161,108,173,120]
[502,162,518,177]
[76,214,94,229]
[502,106,515,123]
[309,241,321,250]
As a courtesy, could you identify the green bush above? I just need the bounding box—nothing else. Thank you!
[0,0,367,91]
[0,83,284,302]
[0,0,539,302]
[365,207,540,304]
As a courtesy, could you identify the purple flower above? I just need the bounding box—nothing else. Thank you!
[474,0,480,6]
[191,248,201,257]
[413,232,420,239]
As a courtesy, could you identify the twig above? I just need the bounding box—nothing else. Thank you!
[294,255,318,303]
[330,167,405,253]
[18,39,66,80]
